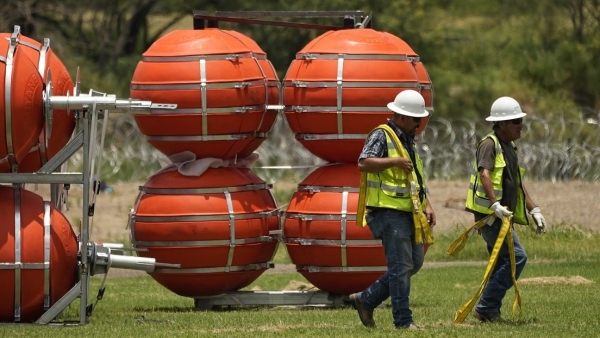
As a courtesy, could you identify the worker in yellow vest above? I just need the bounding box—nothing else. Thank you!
[465,96,546,323]
[349,89,436,330]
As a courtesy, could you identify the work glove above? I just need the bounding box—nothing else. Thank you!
[529,207,546,234]
[490,201,513,218]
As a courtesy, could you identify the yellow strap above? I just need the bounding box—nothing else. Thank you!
[452,215,522,323]
[446,214,494,256]
[357,171,368,227]
[379,125,434,245]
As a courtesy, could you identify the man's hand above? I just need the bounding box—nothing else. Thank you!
[490,201,513,218]
[395,157,413,173]
[425,203,436,227]
[529,207,546,234]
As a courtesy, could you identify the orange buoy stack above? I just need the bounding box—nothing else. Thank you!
[0,185,78,322]
[282,28,434,295]
[131,29,279,159]
[0,28,45,173]
[129,29,280,297]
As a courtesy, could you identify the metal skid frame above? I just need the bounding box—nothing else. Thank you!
[1,105,97,325]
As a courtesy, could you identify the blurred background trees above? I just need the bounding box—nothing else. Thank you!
[1,0,598,121]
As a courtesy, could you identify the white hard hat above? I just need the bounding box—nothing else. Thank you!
[386,90,429,117]
[486,96,527,121]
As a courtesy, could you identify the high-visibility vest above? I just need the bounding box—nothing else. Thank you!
[465,133,528,225]
[365,129,427,212]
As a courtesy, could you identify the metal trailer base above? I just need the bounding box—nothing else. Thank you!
[194,291,350,310]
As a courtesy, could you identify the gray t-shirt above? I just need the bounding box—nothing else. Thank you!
[476,135,518,212]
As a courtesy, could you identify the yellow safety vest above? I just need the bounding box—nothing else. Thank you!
[365,129,427,212]
[465,133,528,225]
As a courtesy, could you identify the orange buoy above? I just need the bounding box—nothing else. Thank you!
[0,185,78,322]
[130,29,277,160]
[0,34,75,173]
[0,29,45,173]
[283,163,387,295]
[130,167,280,297]
[283,28,433,163]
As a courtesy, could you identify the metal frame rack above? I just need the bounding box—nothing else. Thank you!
[0,26,177,323]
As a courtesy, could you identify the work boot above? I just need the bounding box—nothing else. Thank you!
[349,293,375,327]
[473,310,506,323]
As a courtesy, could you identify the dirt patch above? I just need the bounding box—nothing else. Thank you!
[519,276,594,285]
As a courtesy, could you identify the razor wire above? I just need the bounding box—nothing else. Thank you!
[69,112,600,183]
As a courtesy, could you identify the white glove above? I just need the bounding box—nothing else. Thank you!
[530,207,546,234]
[490,201,513,218]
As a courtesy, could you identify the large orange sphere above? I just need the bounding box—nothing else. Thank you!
[0,34,75,173]
[0,34,44,173]
[0,185,78,322]
[130,167,280,297]
[131,29,278,160]
[283,28,434,163]
[283,163,387,295]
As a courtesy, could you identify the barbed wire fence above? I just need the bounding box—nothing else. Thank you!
[72,112,600,184]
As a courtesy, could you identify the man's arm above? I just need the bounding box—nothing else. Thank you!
[358,157,413,173]
[479,168,498,204]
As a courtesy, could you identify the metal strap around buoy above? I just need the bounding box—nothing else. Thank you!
[225,191,235,271]
[43,201,51,310]
[146,132,255,142]
[132,235,274,247]
[147,104,267,115]
[130,79,267,91]
[131,210,277,224]
[200,58,208,135]
[297,265,387,273]
[142,52,257,63]
[127,191,145,243]
[297,185,360,193]
[340,190,348,270]
[296,53,410,61]
[336,55,344,134]
[37,38,50,77]
[153,262,271,274]
[14,186,21,322]
[288,106,390,113]
[285,213,357,221]
[139,183,272,195]
[285,238,381,246]
[252,55,268,132]
[4,27,18,172]
[284,81,419,89]
[295,133,367,140]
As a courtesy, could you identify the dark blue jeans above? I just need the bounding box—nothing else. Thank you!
[475,214,527,315]
[358,208,424,328]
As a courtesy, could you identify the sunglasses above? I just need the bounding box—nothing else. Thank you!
[508,118,523,125]
[412,117,423,123]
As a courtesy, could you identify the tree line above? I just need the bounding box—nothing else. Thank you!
[2,0,599,123]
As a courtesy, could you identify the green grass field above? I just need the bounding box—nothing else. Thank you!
[1,227,599,337]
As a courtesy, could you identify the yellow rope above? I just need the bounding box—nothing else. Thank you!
[450,215,522,323]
